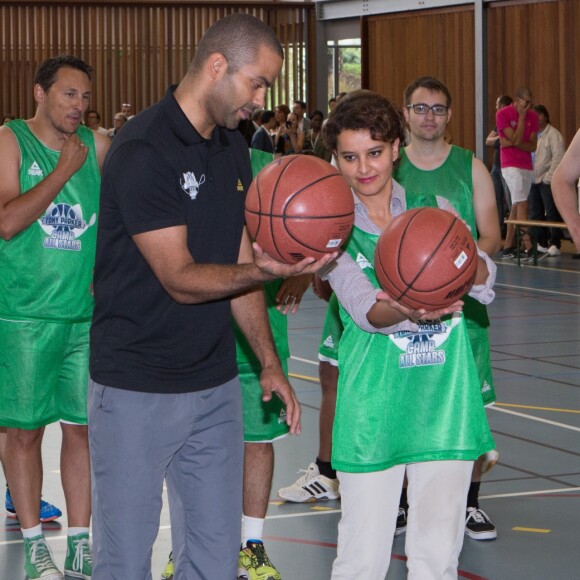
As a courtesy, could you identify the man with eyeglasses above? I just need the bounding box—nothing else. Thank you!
[496,87,539,260]
[394,75,501,542]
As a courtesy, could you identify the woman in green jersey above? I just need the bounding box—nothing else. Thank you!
[321,91,496,580]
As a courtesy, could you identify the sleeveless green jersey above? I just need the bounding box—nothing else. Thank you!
[235,148,289,364]
[0,120,100,322]
[395,146,489,330]
[332,225,494,473]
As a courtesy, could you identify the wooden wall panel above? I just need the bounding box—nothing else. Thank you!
[487,0,579,147]
[364,6,476,152]
[0,1,313,129]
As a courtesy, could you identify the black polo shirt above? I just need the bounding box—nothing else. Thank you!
[90,87,252,393]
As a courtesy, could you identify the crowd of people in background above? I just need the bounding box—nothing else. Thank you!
[237,96,347,162]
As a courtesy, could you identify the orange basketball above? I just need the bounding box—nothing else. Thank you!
[245,155,354,263]
[375,207,478,311]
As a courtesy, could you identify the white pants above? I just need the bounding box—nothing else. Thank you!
[331,460,473,580]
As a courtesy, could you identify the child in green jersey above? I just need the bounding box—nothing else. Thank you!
[321,91,496,580]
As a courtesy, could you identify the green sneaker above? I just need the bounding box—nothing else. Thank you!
[238,540,281,580]
[64,533,93,579]
[23,535,63,579]
[160,551,174,579]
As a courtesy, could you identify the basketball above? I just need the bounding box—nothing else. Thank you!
[245,155,354,263]
[374,207,478,311]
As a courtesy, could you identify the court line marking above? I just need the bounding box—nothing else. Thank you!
[512,527,551,533]
[495,282,580,299]
[480,486,580,500]
[290,355,319,366]
[494,402,580,414]
[489,406,580,432]
[2,487,578,547]
[494,261,580,276]
[289,366,580,421]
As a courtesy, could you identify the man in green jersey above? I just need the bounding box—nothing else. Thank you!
[396,76,502,540]
[0,56,110,579]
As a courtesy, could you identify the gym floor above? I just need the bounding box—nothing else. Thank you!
[1,252,579,580]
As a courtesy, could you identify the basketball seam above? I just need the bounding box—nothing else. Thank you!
[401,210,457,291]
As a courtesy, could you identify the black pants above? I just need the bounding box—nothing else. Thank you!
[527,182,563,248]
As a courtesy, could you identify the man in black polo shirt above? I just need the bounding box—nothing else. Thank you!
[89,14,336,580]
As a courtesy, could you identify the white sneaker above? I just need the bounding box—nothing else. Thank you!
[548,245,561,256]
[277,463,340,502]
[537,244,549,253]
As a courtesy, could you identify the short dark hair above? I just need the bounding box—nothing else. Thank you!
[497,95,513,108]
[533,104,550,123]
[309,110,324,121]
[328,97,337,106]
[403,76,452,107]
[34,55,93,92]
[86,109,101,122]
[274,104,290,119]
[191,13,283,75]
[293,100,306,110]
[260,110,275,124]
[323,90,406,155]
[515,86,532,100]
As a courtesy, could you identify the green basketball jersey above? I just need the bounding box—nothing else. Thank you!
[0,120,100,322]
[234,278,290,364]
[235,148,289,364]
[395,146,489,331]
[394,146,495,403]
[332,225,494,473]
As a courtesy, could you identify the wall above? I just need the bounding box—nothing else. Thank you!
[0,1,314,125]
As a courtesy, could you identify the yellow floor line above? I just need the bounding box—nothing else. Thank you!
[288,372,320,384]
[495,402,580,414]
[512,527,551,534]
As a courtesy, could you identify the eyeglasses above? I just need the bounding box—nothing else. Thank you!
[406,103,449,116]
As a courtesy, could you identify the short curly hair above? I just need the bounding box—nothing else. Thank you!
[322,90,406,154]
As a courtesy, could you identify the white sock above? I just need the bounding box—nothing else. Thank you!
[241,514,265,545]
[22,524,42,539]
[68,527,90,537]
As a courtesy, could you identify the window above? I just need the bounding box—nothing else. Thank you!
[327,39,361,97]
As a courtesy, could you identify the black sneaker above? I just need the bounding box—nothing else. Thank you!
[465,507,497,540]
[501,248,515,259]
[523,248,536,262]
[395,506,407,536]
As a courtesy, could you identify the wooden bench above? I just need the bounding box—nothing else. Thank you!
[505,219,568,266]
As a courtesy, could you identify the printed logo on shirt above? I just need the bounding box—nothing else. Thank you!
[237,178,244,192]
[481,381,491,394]
[278,408,287,424]
[355,252,373,270]
[180,171,206,200]
[38,203,96,251]
[323,335,335,349]
[391,313,461,369]
[28,161,43,177]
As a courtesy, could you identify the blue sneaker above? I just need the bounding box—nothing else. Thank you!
[5,488,62,523]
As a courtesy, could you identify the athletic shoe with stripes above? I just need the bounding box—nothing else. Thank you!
[160,551,174,579]
[277,463,340,502]
[238,540,280,580]
[395,506,407,536]
[5,487,62,523]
